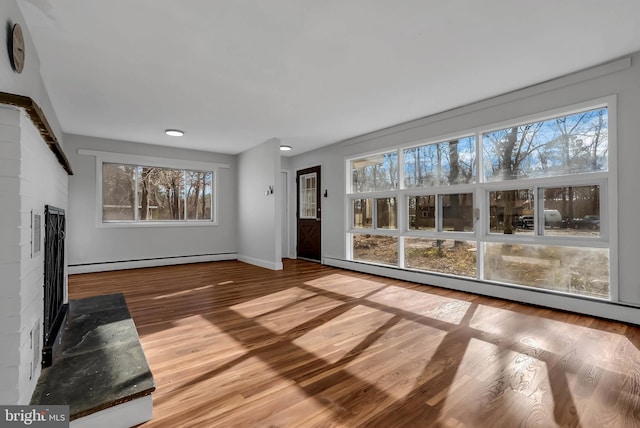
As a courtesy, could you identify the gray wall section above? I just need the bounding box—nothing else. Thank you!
[64,134,238,266]
[237,138,282,269]
[1,0,64,145]
[289,53,640,309]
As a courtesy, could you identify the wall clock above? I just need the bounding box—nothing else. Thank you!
[9,23,25,74]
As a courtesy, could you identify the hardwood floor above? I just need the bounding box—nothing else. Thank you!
[68,259,640,427]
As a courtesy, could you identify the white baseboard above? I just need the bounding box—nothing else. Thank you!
[70,394,152,428]
[69,253,237,274]
[238,255,283,270]
[324,257,640,326]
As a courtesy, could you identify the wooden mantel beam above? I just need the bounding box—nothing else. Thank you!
[0,92,73,175]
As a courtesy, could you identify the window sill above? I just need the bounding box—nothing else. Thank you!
[97,221,218,229]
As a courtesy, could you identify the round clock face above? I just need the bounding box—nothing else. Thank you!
[10,23,25,74]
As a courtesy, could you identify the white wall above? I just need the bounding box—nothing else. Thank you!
[0,107,23,404]
[237,138,282,269]
[0,107,68,404]
[64,134,238,271]
[0,1,70,404]
[289,54,640,323]
[280,156,293,258]
[18,111,68,403]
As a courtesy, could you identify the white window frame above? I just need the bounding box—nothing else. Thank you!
[345,95,618,301]
[79,149,229,228]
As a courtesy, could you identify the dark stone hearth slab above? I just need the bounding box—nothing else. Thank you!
[31,293,155,420]
[69,293,129,316]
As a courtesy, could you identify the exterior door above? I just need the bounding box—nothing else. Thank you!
[296,166,321,261]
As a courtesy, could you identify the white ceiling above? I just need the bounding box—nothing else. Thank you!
[18,0,640,156]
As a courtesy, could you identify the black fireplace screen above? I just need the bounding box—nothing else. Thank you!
[43,205,67,367]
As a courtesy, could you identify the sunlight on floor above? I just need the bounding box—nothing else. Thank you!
[293,305,395,364]
[255,295,343,334]
[344,318,446,399]
[462,304,640,426]
[366,284,473,324]
[158,355,306,426]
[151,284,214,299]
[141,315,247,377]
[439,337,554,426]
[305,274,388,298]
[230,286,316,318]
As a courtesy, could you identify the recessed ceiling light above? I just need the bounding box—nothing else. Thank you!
[280,145,292,151]
[165,129,184,137]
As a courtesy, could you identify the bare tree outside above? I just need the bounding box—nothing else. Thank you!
[351,151,398,193]
[102,163,136,221]
[404,137,475,188]
[103,163,213,222]
[483,107,608,234]
[349,106,610,299]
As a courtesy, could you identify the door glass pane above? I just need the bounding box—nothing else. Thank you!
[408,196,435,231]
[489,189,534,235]
[300,173,317,219]
[441,193,473,232]
[376,198,397,229]
[542,185,600,237]
[353,198,372,228]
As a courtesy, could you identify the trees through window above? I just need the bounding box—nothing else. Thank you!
[347,103,612,299]
[102,163,214,222]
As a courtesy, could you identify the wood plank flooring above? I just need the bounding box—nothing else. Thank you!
[68,259,640,427]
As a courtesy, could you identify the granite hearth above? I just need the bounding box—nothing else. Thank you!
[31,293,155,425]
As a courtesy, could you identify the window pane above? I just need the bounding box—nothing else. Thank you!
[138,167,185,220]
[489,189,534,235]
[404,136,476,188]
[352,234,398,266]
[483,107,608,181]
[483,243,609,298]
[376,198,397,229]
[408,196,435,231]
[299,173,317,219]
[405,239,476,278]
[441,193,473,232]
[102,163,136,221]
[353,198,372,228]
[351,152,398,192]
[542,185,600,237]
[186,171,213,220]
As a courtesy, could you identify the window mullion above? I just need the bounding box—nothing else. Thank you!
[372,198,378,229]
[398,148,404,190]
[134,166,139,221]
[183,170,187,221]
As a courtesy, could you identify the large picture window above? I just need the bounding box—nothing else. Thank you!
[404,136,476,187]
[483,107,607,181]
[351,152,398,192]
[102,162,214,223]
[347,100,613,300]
